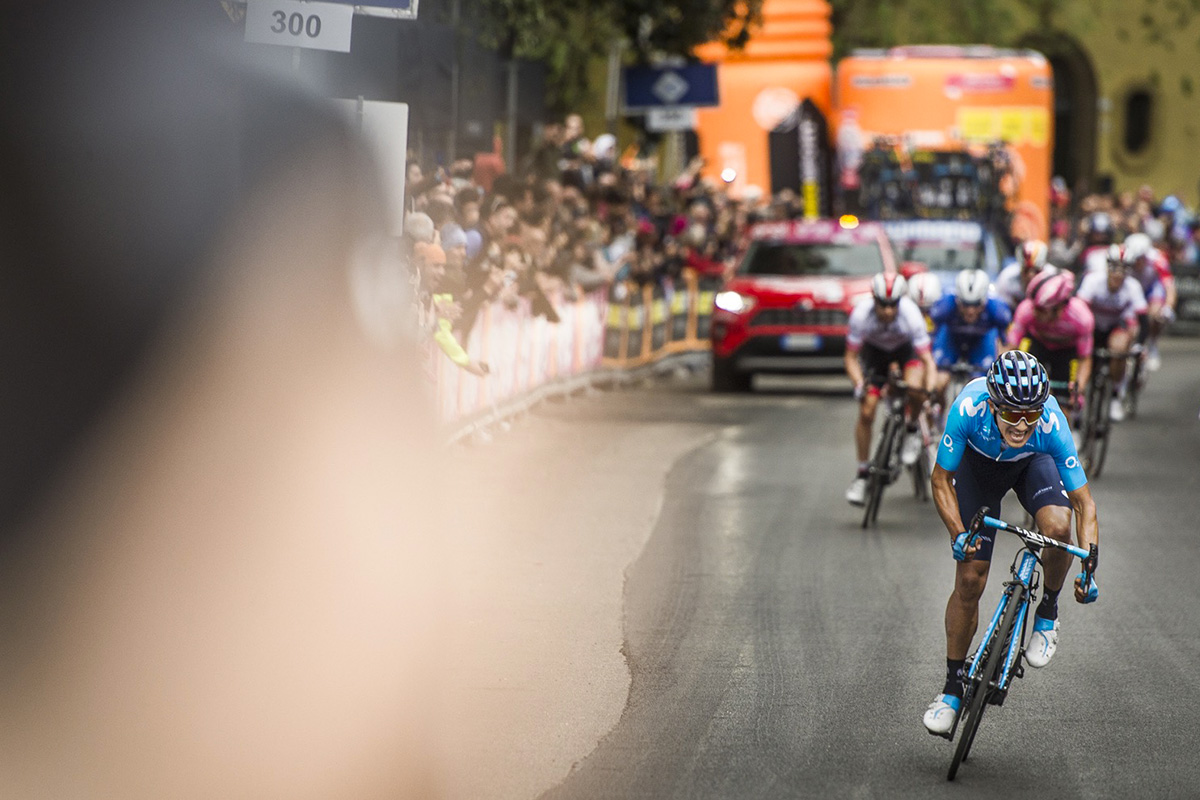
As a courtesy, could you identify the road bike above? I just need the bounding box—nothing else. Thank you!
[861,373,930,527]
[1077,345,1141,478]
[943,509,1098,780]
[1120,343,1148,420]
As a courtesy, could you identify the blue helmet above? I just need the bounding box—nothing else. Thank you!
[986,351,1049,410]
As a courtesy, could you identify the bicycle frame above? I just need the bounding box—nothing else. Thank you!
[972,516,1092,688]
[945,511,1096,775]
[959,545,1038,702]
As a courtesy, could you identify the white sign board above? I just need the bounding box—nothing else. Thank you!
[646,106,698,132]
[336,99,410,237]
[245,0,354,52]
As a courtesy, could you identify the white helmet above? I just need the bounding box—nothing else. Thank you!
[954,269,990,305]
[1123,232,1152,262]
[1017,240,1048,271]
[871,272,908,304]
[908,271,943,308]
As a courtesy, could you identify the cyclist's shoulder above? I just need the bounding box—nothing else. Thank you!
[849,296,874,320]
[1076,270,1105,294]
[1065,296,1095,324]
[984,296,1012,321]
[947,378,991,425]
[1031,396,1073,444]
[930,294,956,320]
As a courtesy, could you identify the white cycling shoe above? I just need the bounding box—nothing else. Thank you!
[1025,616,1060,668]
[1109,397,1126,423]
[923,693,961,737]
[845,477,867,506]
[900,432,923,466]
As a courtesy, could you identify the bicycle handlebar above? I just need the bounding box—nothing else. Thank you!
[980,514,1091,562]
[969,508,1099,590]
[1093,345,1144,360]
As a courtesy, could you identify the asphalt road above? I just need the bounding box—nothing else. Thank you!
[540,335,1200,796]
[441,337,1200,799]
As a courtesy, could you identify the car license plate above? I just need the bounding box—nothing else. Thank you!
[781,333,821,351]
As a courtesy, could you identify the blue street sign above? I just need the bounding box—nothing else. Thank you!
[623,63,719,111]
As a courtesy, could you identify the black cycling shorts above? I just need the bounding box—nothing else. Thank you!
[1022,338,1077,386]
[951,447,1072,562]
[858,341,917,388]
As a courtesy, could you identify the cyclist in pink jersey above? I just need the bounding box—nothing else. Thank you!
[1007,269,1095,412]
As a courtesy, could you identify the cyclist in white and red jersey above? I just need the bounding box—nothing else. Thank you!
[1076,245,1147,422]
[1007,269,1095,414]
[844,273,938,505]
[995,239,1047,309]
[1116,232,1176,370]
[1077,212,1115,274]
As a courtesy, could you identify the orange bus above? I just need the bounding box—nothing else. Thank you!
[835,46,1054,241]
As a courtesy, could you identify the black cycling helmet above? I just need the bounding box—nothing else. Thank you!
[986,351,1049,410]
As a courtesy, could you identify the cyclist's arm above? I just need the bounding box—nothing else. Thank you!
[844,300,869,391]
[1066,483,1099,602]
[931,464,965,538]
[844,346,865,390]
[1005,299,1033,349]
[1074,356,1092,398]
[1072,302,1095,393]
[918,345,938,393]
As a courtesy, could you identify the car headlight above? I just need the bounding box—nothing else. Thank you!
[715,291,755,314]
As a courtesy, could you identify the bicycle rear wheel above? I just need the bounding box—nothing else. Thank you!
[862,415,899,528]
[1124,352,1145,419]
[947,584,1026,781]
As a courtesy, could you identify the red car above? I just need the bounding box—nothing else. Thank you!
[711,217,900,391]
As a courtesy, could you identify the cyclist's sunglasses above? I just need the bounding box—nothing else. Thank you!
[995,406,1043,425]
[874,298,900,308]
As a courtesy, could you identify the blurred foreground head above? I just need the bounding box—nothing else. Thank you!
[1,3,444,797]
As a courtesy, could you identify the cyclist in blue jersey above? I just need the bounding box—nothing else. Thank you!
[922,351,1100,736]
[928,269,1012,393]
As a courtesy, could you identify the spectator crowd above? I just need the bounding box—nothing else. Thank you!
[404,113,1200,382]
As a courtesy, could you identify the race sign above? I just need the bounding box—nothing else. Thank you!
[245,0,354,52]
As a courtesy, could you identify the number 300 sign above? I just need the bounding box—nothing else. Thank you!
[245,0,354,53]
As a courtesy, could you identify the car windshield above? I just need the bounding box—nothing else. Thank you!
[894,242,985,273]
[739,241,886,277]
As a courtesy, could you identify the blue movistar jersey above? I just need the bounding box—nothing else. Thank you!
[936,377,1088,491]
[929,294,1012,341]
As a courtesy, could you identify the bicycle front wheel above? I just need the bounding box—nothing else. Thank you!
[948,584,1026,781]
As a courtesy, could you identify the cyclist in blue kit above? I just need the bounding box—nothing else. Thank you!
[928,268,1012,394]
[922,350,1100,736]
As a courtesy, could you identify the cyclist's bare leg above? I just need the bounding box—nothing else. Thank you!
[903,360,926,422]
[856,392,880,463]
[1108,327,1132,385]
[1034,504,1074,594]
[1147,300,1166,346]
[945,559,990,659]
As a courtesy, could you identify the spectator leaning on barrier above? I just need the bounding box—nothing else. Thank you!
[415,242,489,378]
